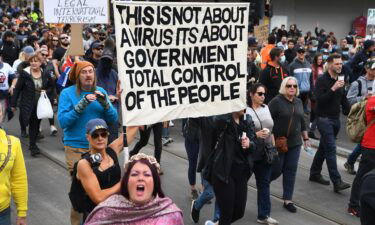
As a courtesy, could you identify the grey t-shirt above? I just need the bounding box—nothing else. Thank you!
[246,105,274,145]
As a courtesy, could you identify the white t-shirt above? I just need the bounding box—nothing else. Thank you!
[0,62,16,91]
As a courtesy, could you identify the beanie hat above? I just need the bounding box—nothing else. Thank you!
[68,61,94,83]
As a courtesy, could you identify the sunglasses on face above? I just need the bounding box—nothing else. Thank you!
[41,53,48,57]
[286,84,298,89]
[256,92,265,96]
[94,47,103,50]
[91,131,109,139]
[60,37,68,40]
[52,39,58,41]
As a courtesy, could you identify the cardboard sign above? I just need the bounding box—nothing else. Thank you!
[66,24,85,56]
[254,24,269,44]
[43,0,109,24]
[114,1,249,126]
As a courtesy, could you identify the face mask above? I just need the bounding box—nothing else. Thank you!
[280,55,286,63]
[323,55,328,61]
[342,51,349,56]
[311,47,318,51]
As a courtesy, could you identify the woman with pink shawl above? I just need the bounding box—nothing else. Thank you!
[84,153,183,225]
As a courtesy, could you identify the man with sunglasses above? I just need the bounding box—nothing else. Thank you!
[288,47,312,113]
[309,53,351,193]
[52,33,70,64]
[86,42,103,68]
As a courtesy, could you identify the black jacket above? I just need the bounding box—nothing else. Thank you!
[11,62,54,125]
[1,41,20,66]
[211,113,257,184]
[349,50,372,81]
[189,117,218,173]
[269,94,306,148]
[314,72,350,118]
[259,63,288,104]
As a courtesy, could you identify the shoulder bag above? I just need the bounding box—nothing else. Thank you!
[251,108,279,164]
[0,136,12,173]
[275,105,294,153]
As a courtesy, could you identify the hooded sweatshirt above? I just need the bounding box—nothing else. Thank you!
[346,76,374,106]
[288,57,312,93]
[259,61,288,104]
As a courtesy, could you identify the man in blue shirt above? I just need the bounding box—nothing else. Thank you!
[58,61,117,225]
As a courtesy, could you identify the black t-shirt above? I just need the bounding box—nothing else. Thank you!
[52,47,67,62]
[69,148,121,217]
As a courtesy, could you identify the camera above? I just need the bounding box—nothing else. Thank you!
[87,153,102,168]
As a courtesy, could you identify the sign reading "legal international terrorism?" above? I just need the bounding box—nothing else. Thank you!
[44,0,109,24]
[114,1,249,126]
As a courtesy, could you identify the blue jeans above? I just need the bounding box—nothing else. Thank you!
[0,207,11,225]
[185,137,199,186]
[194,178,220,222]
[254,160,272,220]
[271,145,301,200]
[310,117,341,183]
[347,144,362,165]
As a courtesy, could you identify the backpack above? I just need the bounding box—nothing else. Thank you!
[68,153,91,213]
[346,99,375,143]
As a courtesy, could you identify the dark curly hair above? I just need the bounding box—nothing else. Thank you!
[121,158,165,200]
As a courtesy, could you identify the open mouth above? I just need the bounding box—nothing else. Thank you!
[136,184,145,196]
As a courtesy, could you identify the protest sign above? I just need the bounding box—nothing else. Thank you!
[114,1,249,126]
[367,9,375,40]
[254,24,269,44]
[43,0,109,24]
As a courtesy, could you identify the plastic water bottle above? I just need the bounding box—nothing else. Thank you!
[242,132,247,149]
[304,146,315,156]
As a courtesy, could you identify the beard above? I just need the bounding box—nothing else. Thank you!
[61,42,70,47]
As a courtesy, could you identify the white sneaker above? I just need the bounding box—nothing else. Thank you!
[50,125,58,136]
[204,220,217,225]
[257,216,279,224]
[169,120,174,127]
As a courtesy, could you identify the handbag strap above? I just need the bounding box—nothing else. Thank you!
[286,105,295,137]
[0,135,12,173]
[251,107,263,130]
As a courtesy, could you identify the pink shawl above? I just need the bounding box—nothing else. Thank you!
[84,194,183,225]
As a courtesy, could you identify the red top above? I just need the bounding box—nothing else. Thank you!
[362,96,375,149]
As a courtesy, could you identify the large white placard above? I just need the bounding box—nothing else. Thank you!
[43,0,109,24]
[114,1,249,126]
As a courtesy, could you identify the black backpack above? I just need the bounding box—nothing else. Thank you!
[68,153,91,213]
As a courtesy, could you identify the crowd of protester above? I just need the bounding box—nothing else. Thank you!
[0,2,375,225]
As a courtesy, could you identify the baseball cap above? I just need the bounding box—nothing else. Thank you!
[23,46,35,56]
[86,119,108,135]
[91,28,98,33]
[92,42,103,49]
[366,59,375,70]
[297,46,305,53]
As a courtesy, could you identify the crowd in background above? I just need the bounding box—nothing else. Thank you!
[0,2,375,225]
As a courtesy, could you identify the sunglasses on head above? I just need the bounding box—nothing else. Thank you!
[91,131,109,139]
[256,92,265,96]
[286,84,298,89]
